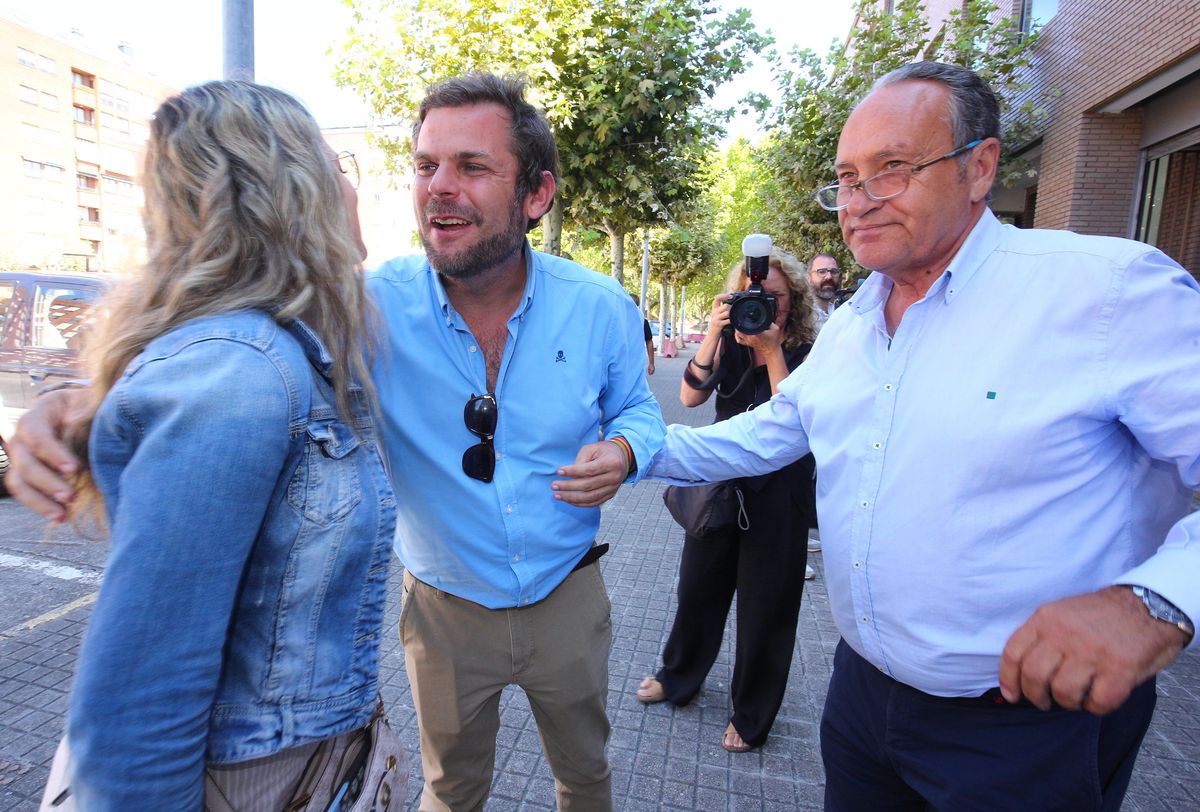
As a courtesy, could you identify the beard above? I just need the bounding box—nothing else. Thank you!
[814,283,837,301]
[420,200,527,281]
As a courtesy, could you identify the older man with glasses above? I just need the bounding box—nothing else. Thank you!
[647,61,1200,810]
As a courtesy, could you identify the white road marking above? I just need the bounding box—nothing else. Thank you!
[0,551,103,585]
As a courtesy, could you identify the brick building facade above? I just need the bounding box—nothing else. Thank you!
[990,0,1199,276]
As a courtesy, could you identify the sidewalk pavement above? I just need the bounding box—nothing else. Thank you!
[1,347,1198,810]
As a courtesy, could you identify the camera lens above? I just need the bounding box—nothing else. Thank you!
[729,294,776,335]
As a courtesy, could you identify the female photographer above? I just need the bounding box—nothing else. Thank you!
[637,248,817,753]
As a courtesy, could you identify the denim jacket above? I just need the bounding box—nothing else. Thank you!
[68,311,397,811]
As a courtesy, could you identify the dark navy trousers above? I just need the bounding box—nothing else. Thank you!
[821,640,1157,812]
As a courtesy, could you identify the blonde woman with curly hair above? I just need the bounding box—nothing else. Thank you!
[637,247,818,753]
[43,81,399,810]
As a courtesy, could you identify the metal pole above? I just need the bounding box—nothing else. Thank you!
[223,0,255,81]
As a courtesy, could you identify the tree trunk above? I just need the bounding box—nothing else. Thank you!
[678,286,687,341]
[639,229,650,309]
[609,227,625,284]
[542,197,564,257]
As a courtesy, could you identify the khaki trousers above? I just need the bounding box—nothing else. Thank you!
[400,564,613,811]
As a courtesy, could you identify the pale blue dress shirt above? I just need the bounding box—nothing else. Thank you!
[649,210,1200,696]
[368,246,665,609]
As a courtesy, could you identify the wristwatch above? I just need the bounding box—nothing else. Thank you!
[1130,586,1195,643]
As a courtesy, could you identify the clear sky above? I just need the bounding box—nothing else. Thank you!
[1,0,857,137]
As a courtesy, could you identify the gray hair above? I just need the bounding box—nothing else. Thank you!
[872,62,1000,150]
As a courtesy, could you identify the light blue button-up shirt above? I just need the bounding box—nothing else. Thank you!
[368,246,665,609]
[649,210,1200,696]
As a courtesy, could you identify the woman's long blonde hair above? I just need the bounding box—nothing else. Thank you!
[73,80,375,472]
[723,247,816,351]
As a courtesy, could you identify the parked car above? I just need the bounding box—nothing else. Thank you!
[0,270,113,494]
[647,319,672,338]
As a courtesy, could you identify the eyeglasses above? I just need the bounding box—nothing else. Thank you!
[462,392,498,482]
[811,268,841,277]
[334,150,360,190]
[813,139,983,212]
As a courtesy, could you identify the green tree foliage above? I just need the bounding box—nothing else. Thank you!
[333,0,767,281]
[757,0,1042,267]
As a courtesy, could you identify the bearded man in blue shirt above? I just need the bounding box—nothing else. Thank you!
[651,61,1199,811]
[7,73,664,812]
[362,73,664,811]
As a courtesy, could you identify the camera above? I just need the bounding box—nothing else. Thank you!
[726,234,776,335]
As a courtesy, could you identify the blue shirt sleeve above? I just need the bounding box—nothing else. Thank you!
[1101,248,1200,642]
[600,292,665,481]
[68,339,294,811]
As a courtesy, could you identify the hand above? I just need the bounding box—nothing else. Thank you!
[999,585,1190,714]
[733,322,783,354]
[551,440,628,508]
[647,360,655,375]
[708,294,732,333]
[5,388,88,522]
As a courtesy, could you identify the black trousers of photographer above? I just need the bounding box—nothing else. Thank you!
[655,462,813,747]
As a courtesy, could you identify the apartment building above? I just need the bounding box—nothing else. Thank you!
[1,15,175,273]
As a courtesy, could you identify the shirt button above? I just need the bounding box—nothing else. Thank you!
[872,442,882,449]
[860,501,869,509]
[860,615,870,623]
[495,452,502,460]
[884,384,893,391]
[853,561,861,568]
[513,554,520,562]
[469,346,478,353]
[506,505,513,514]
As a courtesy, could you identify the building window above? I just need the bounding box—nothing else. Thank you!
[21,122,61,147]
[23,159,64,181]
[99,92,114,108]
[1021,0,1058,32]
[103,174,134,197]
[41,92,58,111]
[74,105,95,126]
[19,84,38,104]
[17,47,36,67]
[71,69,96,88]
[38,54,56,74]
[79,206,101,223]
[77,172,98,191]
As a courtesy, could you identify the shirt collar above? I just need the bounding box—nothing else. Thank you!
[848,208,1004,315]
[430,240,537,326]
[284,318,336,379]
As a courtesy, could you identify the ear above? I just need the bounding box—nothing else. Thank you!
[968,137,1001,203]
[523,170,556,222]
